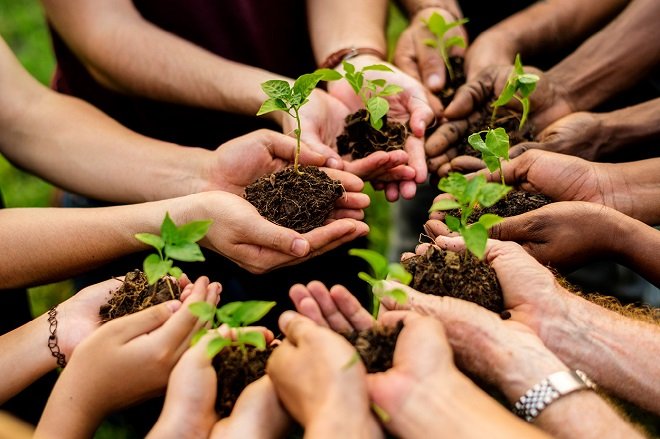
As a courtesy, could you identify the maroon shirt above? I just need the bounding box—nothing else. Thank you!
[50,0,315,148]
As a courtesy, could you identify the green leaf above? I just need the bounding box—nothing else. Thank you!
[216,302,244,326]
[207,336,231,358]
[257,98,288,116]
[513,53,524,76]
[188,302,215,322]
[467,132,488,154]
[478,213,504,229]
[190,327,208,346]
[428,198,460,212]
[444,35,466,50]
[232,301,276,326]
[371,403,391,423]
[517,80,537,99]
[518,73,539,85]
[134,233,164,251]
[386,263,412,285]
[463,222,488,260]
[237,330,267,350]
[438,172,468,197]
[160,212,178,247]
[177,219,213,243]
[362,64,393,72]
[292,73,322,102]
[165,242,205,262]
[370,79,386,87]
[425,12,448,37]
[423,38,438,48]
[379,84,403,97]
[485,127,510,160]
[168,266,183,278]
[143,253,172,285]
[465,174,486,204]
[349,248,388,279]
[519,96,531,130]
[386,288,408,304]
[342,351,362,370]
[483,155,501,174]
[358,271,377,286]
[445,214,461,232]
[342,60,356,74]
[314,68,343,81]
[367,96,389,130]
[492,81,516,107]
[261,80,291,99]
[477,183,511,207]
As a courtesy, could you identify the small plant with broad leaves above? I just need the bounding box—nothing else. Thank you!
[317,61,403,131]
[257,70,339,174]
[467,127,510,185]
[490,54,539,130]
[349,248,410,318]
[429,173,510,259]
[135,212,212,285]
[189,300,276,357]
[422,12,469,81]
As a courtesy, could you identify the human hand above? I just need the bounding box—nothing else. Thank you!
[37,277,221,438]
[187,190,369,274]
[464,30,518,80]
[267,311,383,438]
[289,281,374,333]
[394,6,468,92]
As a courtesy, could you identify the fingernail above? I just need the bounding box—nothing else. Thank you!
[427,74,442,89]
[327,157,341,169]
[291,238,309,257]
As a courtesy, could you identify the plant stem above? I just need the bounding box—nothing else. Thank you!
[442,47,454,82]
[371,293,380,319]
[498,160,506,186]
[293,107,303,175]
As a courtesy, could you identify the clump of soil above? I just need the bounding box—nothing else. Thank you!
[337,109,407,159]
[343,320,404,373]
[244,165,343,233]
[438,56,466,107]
[99,269,180,323]
[402,246,503,313]
[447,190,552,223]
[214,345,274,418]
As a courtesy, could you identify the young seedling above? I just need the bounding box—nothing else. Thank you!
[189,300,276,357]
[257,70,338,174]
[422,12,469,81]
[490,54,539,131]
[317,61,403,131]
[429,173,510,259]
[467,127,510,185]
[135,212,212,287]
[349,248,410,318]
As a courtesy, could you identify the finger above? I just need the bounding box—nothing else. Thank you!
[265,130,326,167]
[444,72,493,119]
[405,135,427,184]
[406,90,437,136]
[306,281,353,332]
[289,283,330,328]
[366,164,417,183]
[385,182,400,202]
[509,141,540,159]
[400,251,416,261]
[304,219,370,255]
[179,282,195,302]
[488,214,528,242]
[329,284,374,331]
[321,168,365,192]
[160,277,217,347]
[425,119,468,158]
[393,32,422,82]
[423,219,455,238]
[342,150,409,181]
[414,35,446,92]
[398,180,418,200]
[300,135,343,169]
[248,216,311,258]
[427,147,459,173]
[335,192,370,210]
[449,156,486,173]
[437,161,453,177]
[328,208,365,221]
[277,311,318,346]
[113,300,181,343]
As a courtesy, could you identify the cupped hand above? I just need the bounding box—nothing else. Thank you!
[393,7,468,92]
[463,31,518,80]
[289,281,374,333]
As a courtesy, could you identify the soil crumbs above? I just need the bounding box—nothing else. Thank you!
[343,320,404,373]
[337,109,407,159]
[438,56,466,107]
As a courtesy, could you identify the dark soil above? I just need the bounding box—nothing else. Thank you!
[214,345,274,418]
[402,246,503,313]
[244,165,343,233]
[455,104,535,158]
[447,189,553,223]
[99,269,180,323]
[343,320,404,373]
[337,109,407,159]
[438,56,466,108]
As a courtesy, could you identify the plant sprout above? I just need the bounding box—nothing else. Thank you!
[422,12,469,81]
[317,61,403,131]
[257,70,338,174]
[429,173,510,259]
[490,54,539,130]
[135,212,212,285]
[189,300,276,357]
[467,127,510,185]
[349,248,410,318]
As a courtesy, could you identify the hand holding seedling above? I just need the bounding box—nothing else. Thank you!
[267,312,383,437]
[394,7,468,92]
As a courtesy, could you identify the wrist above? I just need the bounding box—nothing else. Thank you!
[320,47,387,70]
[408,1,462,20]
[306,401,382,439]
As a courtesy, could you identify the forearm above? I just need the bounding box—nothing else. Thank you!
[598,98,660,155]
[307,0,387,65]
[546,0,660,111]
[42,0,285,122]
[542,291,660,414]
[604,158,660,225]
[397,0,462,19]
[478,0,627,60]
[0,316,54,404]
[611,212,660,285]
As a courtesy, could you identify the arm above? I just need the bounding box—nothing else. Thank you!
[545,0,660,112]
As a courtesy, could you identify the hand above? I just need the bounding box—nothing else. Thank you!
[289,281,374,332]
[464,30,518,79]
[37,277,221,438]
[188,190,369,274]
[266,311,382,437]
[394,7,468,92]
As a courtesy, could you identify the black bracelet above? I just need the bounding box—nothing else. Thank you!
[47,306,67,368]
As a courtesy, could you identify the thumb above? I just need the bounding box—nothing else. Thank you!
[415,38,446,92]
[268,132,326,167]
[251,218,310,258]
[488,215,526,242]
[113,300,181,342]
[300,133,343,170]
[509,141,542,159]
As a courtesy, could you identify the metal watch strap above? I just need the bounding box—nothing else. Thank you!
[513,370,596,422]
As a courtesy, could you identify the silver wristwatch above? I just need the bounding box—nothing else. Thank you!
[513,370,597,422]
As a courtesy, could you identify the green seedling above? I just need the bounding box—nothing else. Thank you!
[257,70,338,173]
[349,248,410,318]
[467,127,510,185]
[317,61,403,131]
[422,12,469,81]
[490,54,539,130]
[189,300,276,357]
[429,173,510,259]
[135,212,212,285]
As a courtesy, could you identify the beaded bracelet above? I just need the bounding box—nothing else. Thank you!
[47,306,67,368]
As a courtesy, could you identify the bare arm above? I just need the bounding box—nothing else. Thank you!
[597,97,660,155]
